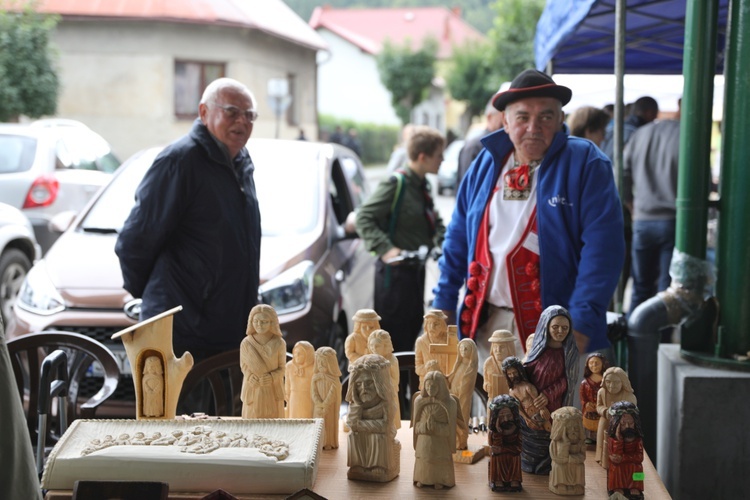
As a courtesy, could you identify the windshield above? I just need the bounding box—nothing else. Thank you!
[80,143,321,236]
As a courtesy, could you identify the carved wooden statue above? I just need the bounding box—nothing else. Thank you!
[606,401,644,499]
[345,309,381,365]
[367,329,400,429]
[412,370,458,490]
[522,333,535,363]
[549,406,586,495]
[580,352,608,444]
[488,394,523,493]
[447,338,478,450]
[595,367,637,469]
[414,310,457,390]
[312,346,342,450]
[346,354,401,482]
[112,305,193,419]
[483,329,516,402]
[502,356,552,433]
[240,304,286,419]
[141,356,165,417]
[285,341,315,418]
[520,306,580,475]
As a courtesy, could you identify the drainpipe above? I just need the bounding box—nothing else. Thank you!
[626,0,718,461]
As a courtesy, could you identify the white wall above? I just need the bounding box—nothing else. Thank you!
[52,20,319,159]
[316,29,400,126]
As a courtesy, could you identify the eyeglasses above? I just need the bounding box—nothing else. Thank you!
[213,103,258,123]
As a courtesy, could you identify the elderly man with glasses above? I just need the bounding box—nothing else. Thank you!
[116,78,261,375]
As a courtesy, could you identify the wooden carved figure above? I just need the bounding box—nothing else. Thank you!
[580,353,608,444]
[285,341,315,418]
[549,407,586,495]
[240,304,286,419]
[412,370,458,490]
[345,309,381,365]
[483,330,516,402]
[367,329,400,429]
[487,394,523,493]
[142,356,165,417]
[522,333,535,363]
[112,305,193,419]
[595,367,637,469]
[414,310,457,389]
[520,305,580,474]
[312,347,342,450]
[502,356,552,432]
[447,338,478,450]
[606,401,644,499]
[346,354,401,482]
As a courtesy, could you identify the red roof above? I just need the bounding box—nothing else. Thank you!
[309,6,486,59]
[36,0,327,51]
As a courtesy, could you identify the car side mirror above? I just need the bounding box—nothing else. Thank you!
[48,211,77,233]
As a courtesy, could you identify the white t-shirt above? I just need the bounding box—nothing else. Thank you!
[486,153,538,307]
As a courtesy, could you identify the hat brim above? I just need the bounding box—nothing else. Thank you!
[492,83,572,111]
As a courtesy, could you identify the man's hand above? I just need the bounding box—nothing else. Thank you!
[573,329,589,354]
[381,247,401,264]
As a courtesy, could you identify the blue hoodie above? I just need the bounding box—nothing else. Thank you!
[432,126,624,351]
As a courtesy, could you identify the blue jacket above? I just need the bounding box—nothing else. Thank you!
[432,126,624,351]
[116,119,261,352]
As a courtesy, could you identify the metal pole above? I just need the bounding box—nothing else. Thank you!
[613,0,627,366]
[675,0,717,259]
[716,0,750,357]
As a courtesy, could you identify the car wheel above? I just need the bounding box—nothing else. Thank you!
[0,248,32,325]
[327,320,348,378]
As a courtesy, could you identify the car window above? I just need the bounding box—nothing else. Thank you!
[56,129,120,173]
[80,144,322,237]
[254,148,319,236]
[340,156,367,208]
[0,135,37,173]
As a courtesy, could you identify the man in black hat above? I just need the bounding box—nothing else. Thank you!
[432,69,624,364]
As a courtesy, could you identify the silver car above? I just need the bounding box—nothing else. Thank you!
[0,202,41,325]
[0,119,120,252]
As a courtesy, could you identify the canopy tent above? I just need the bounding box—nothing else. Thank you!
[535,0,729,74]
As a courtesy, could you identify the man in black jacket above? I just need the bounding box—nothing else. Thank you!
[115,78,261,364]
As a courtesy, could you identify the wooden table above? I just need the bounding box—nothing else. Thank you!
[46,421,671,499]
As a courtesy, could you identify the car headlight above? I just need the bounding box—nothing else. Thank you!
[259,260,315,315]
[16,261,66,315]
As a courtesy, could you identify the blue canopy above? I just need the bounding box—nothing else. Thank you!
[535,0,729,74]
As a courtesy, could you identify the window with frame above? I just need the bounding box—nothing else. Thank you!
[174,61,225,118]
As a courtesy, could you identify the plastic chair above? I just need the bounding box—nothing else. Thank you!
[7,330,120,449]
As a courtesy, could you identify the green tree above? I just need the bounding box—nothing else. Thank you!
[488,0,545,83]
[445,40,500,121]
[376,37,437,124]
[0,1,60,122]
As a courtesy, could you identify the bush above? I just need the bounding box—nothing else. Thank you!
[319,114,400,166]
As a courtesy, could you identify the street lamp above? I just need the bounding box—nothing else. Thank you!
[267,78,292,139]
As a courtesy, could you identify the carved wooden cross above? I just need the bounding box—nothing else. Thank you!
[429,325,459,374]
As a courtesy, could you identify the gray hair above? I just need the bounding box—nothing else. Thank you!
[200,77,255,105]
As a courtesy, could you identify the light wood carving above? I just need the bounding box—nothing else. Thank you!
[112,306,193,420]
[549,407,586,495]
[285,341,315,418]
[312,347,342,450]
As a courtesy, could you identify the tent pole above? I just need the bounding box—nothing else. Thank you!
[613,0,627,367]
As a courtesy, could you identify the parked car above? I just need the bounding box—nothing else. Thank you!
[0,203,41,325]
[437,139,465,195]
[8,139,375,400]
[0,119,120,253]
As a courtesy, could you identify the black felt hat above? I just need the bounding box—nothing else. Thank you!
[492,69,572,111]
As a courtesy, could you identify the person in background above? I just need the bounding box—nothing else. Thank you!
[623,98,681,316]
[116,77,261,365]
[432,69,624,365]
[297,128,307,140]
[345,127,363,157]
[567,106,611,148]
[456,86,509,188]
[329,125,345,145]
[356,126,447,354]
[600,96,659,161]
